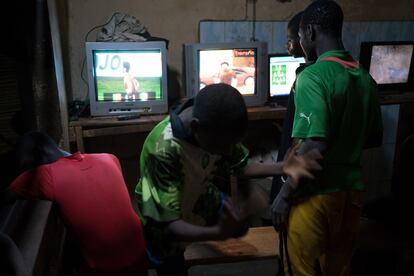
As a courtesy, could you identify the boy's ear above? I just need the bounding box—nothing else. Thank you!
[306,24,315,42]
[190,118,200,133]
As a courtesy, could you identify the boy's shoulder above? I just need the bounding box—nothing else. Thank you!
[143,119,184,161]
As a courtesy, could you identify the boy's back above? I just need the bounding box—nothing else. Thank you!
[293,50,382,196]
[10,152,146,273]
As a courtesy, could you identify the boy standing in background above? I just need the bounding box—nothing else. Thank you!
[271,1,383,275]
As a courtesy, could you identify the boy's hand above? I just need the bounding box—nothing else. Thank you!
[216,199,248,240]
[271,182,293,232]
[282,145,322,188]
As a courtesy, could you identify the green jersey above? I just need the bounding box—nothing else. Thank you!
[135,99,249,257]
[292,50,383,197]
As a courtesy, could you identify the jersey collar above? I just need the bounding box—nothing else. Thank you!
[65,152,84,161]
[169,98,197,144]
[317,50,353,62]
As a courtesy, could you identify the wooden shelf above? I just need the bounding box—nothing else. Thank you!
[184,226,279,266]
[379,92,414,105]
[68,106,287,152]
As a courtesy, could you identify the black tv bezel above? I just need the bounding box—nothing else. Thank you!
[267,53,305,106]
[359,41,414,93]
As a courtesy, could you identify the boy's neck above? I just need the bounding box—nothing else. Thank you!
[178,106,194,133]
[316,37,345,58]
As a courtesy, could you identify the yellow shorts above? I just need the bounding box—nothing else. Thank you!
[283,191,362,276]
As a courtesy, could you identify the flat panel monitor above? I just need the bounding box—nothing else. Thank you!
[184,42,268,107]
[269,54,305,99]
[85,41,168,117]
[359,41,414,92]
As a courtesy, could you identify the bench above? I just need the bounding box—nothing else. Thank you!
[184,226,280,267]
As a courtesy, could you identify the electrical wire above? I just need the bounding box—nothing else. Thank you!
[80,12,123,100]
[251,0,257,41]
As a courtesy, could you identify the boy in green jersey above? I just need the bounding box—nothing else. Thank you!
[271,1,383,275]
[136,83,322,276]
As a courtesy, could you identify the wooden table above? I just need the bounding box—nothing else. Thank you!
[184,226,279,266]
[68,106,287,152]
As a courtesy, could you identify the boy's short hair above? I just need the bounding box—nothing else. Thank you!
[301,0,343,37]
[193,83,248,137]
[15,131,58,170]
[287,11,303,37]
[123,61,131,72]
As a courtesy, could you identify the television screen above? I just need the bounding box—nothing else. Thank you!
[269,55,305,97]
[359,41,414,93]
[184,42,268,107]
[93,50,163,102]
[86,42,168,117]
[198,48,256,95]
[369,45,413,84]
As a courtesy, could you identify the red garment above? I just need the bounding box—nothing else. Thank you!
[10,152,147,275]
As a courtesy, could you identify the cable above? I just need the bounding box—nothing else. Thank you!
[244,0,249,20]
[251,0,257,41]
[80,12,123,100]
[283,227,294,276]
[278,227,293,276]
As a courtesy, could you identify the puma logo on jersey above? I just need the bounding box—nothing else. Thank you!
[299,112,312,125]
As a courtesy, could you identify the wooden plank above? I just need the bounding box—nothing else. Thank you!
[199,21,225,43]
[67,107,286,152]
[380,93,414,105]
[82,123,157,138]
[74,126,84,153]
[184,226,279,266]
[69,107,286,128]
[247,106,286,121]
[224,21,251,42]
[69,114,166,127]
[68,126,76,142]
[47,0,70,151]
[271,21,288,54]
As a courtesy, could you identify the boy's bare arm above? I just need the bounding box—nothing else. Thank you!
[241,145,323,184]
[271,138,327,230]
[167,200,247,242]
[167,220,223,242]
[241,161,285,178]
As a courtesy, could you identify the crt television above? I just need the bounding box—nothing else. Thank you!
[268,54,305,104]
[184,42,268,107]
[359,41,414,92]
[85,41,168,116]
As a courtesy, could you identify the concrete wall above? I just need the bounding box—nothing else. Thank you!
[65,0,414,100]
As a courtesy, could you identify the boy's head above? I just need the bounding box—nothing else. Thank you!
[287,11,305,57]
[14,131,64,172]
[123,61,131,73]
[299,0,344,58]
[192,83,248,155]
[221,62,230,69]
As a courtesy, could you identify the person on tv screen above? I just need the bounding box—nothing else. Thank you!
[271,1,383,275]
[135,83,322,276]
[218,61,236,86]
[7,132,148,275]
[123,61,140,100]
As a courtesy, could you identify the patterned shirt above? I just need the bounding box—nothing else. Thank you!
[135,99,249,257]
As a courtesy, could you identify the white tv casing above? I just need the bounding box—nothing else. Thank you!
[184,41,268,107]
[85,41,168,117]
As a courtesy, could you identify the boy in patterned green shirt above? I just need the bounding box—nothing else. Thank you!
[136,83,322,276]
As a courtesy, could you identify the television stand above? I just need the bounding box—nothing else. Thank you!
[68,106,287,152]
